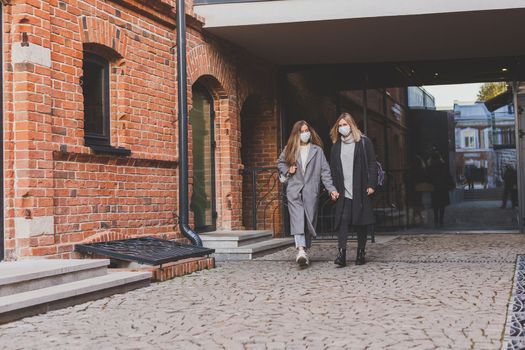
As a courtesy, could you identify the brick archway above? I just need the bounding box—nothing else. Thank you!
[78,16,128,57]
[190,74,241,231]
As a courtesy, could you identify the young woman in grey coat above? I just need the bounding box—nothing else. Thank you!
[330,113,378,267]
[277,120,338,267]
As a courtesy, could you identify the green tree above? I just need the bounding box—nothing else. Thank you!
[476,82,507,102]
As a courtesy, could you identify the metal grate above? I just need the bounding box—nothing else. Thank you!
[75,237,215,265]
[503,255,525,350]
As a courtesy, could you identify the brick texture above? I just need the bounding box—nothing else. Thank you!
[2,0,279,259]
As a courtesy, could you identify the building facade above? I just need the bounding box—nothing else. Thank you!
[454,101,516,188]
[1,0,281,260]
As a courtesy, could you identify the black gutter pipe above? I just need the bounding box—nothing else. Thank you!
[176,0,203,246]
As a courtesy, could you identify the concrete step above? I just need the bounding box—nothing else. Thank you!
[212,238,294,261]
[0,271,151,324]
[200,230,273,248]
[0,259,109,297]
[463,188,503,201]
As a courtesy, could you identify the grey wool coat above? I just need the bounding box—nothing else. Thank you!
[330,136,378,229]
[277,144,336,237]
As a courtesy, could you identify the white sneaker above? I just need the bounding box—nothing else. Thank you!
[296,249,309,267]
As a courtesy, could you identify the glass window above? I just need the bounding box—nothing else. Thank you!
[461,129,478,149]
[82,52,110,146]
[189,85,216,232]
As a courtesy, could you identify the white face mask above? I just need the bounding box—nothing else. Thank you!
[338,125,351,137]
[300,131,311,143]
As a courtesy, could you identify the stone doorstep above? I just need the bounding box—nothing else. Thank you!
[200,230,273,248]
[0,259,109,286]
[212,238,294,254]
[0,271,151,320]
[110,256,216,282]
[0,259,110,298]
[212,238,295,261]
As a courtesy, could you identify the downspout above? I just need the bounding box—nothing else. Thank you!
[175,0,203,246]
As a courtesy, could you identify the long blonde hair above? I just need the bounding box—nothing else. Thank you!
[284,120,323,166]
[330,113,363,144]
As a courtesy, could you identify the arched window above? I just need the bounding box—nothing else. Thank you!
[82,52,110,146]
[190,84,217,232]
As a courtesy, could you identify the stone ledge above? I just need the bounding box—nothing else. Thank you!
[53,150,178,169]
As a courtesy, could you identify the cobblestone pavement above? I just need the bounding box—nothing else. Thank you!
[1,234,524,350]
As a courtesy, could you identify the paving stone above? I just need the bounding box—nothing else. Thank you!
[0,234,522,349]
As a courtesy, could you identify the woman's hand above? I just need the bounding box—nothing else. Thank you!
[289,165,297,174]
[330,191,339,201]
[366,187,375,196]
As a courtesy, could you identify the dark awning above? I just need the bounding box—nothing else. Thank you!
[484,90,513,112]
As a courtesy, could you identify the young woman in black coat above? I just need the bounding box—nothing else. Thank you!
[329,113,378,266]
[427,152,455,227]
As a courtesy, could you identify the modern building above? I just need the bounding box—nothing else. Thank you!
[407,86,436,110]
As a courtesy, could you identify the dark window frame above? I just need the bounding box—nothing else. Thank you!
[190,84,217,232]
[82,52,111,147]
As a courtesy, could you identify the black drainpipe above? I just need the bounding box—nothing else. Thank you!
[175,0,202,246]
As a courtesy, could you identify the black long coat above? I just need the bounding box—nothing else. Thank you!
[330,136,378,229]
[428,161,454,208]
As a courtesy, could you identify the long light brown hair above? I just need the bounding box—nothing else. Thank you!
[330,112,363,144]
[283,120,323,166]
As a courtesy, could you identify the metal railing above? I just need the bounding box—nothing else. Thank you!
[241,167,285,234]
[242,167,409,239]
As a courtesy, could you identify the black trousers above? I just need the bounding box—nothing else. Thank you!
[502,186,518,208]
[338,198,367,250]
[433,207,445,226]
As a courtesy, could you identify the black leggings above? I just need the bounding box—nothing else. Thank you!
[338,198,367,249]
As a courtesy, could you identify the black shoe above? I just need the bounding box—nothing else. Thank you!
[356,248,366,265]
[334,249,346,267]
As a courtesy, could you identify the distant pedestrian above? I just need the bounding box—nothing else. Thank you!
[428,152,455,228]
[410,154,430,224]
[329,113,378,267]
[501,165,518,208]
[464,165,474,190]
[277,120,338,267]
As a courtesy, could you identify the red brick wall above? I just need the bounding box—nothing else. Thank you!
[240,95,280,232]
[2,0,279,259]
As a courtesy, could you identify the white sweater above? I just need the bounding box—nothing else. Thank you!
[299,143,310,174]
[340,136,355,199]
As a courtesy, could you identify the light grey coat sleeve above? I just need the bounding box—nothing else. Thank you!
[320,150,336,193]
[277,149,290,176]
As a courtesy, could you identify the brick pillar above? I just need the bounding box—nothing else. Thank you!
[240,96,280,234]
[214,95,240,230]
[10,0,55,257]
